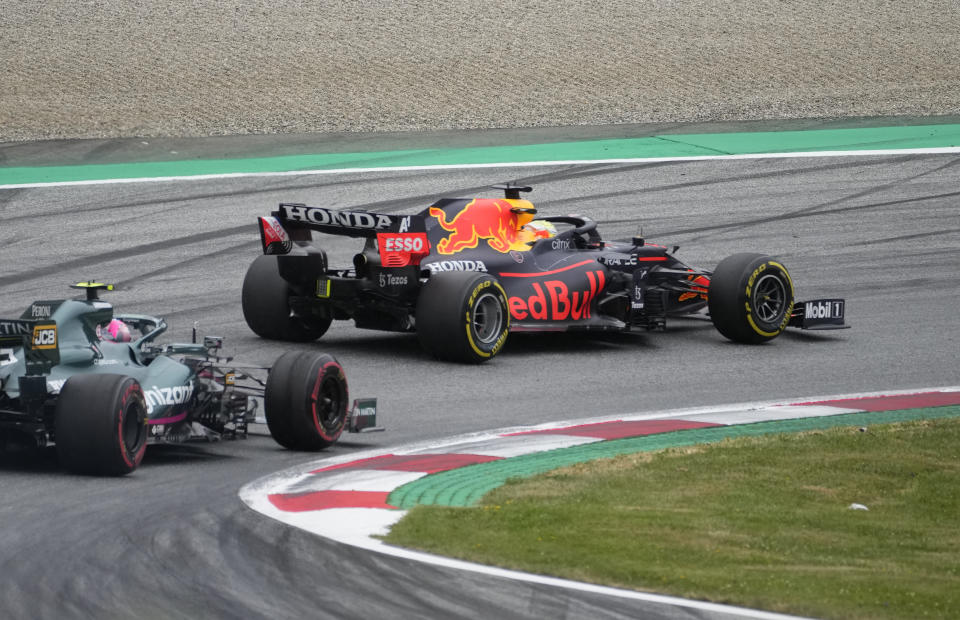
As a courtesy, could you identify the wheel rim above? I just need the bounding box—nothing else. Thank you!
[313,376,344,432]
[753,273,787,323]
[471,292,504,345]
[121,401,144,453]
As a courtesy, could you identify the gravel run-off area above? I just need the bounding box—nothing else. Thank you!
[1,1,959,142]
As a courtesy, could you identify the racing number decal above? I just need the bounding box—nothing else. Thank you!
[0,348,16,366]
[31,324,57,350]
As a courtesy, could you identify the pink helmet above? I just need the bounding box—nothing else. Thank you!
[102,319,132,342]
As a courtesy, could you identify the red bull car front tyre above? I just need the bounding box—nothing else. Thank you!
[54,374,149,476]
[416,272,510,363]
[708,253,795,344]
[242,255,332,342]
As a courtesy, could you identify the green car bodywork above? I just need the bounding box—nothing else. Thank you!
[1,283,380,476]
[1,285,248,450]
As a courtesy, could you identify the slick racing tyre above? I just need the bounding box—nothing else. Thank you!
[242,255,331,342]
[416,271,509,363]
[708,253,795,344]
[265,351,348,450]
[55,374,149,476]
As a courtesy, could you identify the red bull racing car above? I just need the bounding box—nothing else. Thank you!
[243,184,847,363]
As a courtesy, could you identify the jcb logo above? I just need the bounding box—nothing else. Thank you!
[32,325,57,350]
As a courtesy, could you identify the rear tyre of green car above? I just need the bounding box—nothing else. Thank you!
[55,374,148,476]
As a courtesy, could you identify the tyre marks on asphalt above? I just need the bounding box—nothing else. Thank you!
[553,155,918,214]
[0,186,24,213]
[570,155,960,245]
[114,239,257,289]
[0,226,252,288]
[848,227,960,247]
[659,188,960,241]
[678,155,960,243]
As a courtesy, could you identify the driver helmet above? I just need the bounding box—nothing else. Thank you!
[523,219,557,239]
[102,318,132,342]
[509,199,537,229]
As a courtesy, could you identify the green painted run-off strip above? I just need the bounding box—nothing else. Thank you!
[2,124,960,186]
[387,406,960,509]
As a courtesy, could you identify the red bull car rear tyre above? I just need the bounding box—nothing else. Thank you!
[708,253,795,344]
[416,272,509,363]
[265,351,349,450]
[242,255,332,342]
[54,374,149,476]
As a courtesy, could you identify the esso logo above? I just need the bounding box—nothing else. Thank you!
[383,235,424,253]
[378,233,428,254]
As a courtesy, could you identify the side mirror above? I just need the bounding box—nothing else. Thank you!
[203,336,223,350]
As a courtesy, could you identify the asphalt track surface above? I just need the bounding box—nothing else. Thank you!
[1,146,959,619]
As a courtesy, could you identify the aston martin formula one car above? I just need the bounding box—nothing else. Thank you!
[0,283,380,476]
[243,184,847,363]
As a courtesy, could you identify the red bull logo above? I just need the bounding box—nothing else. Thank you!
[430,199,533,254]
[508,270,606,321]
[678,274,710,302]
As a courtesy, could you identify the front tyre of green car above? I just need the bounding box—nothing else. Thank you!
[265,351,349,450]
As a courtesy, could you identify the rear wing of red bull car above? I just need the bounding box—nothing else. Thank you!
[259,203,426,247]
[258,203,431,266]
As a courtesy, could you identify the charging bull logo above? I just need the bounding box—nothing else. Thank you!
[678,274,710,302]
[430,199,532,254]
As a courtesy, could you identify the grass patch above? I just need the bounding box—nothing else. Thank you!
[384,418,960,619]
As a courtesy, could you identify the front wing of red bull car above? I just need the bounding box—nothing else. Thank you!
[243,184,847,364]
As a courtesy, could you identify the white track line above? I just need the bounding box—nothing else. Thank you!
[4,147,960,189]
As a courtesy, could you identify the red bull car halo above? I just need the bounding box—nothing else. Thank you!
[242,183,847,363]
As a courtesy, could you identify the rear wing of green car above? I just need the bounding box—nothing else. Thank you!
[0,318,60,373]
